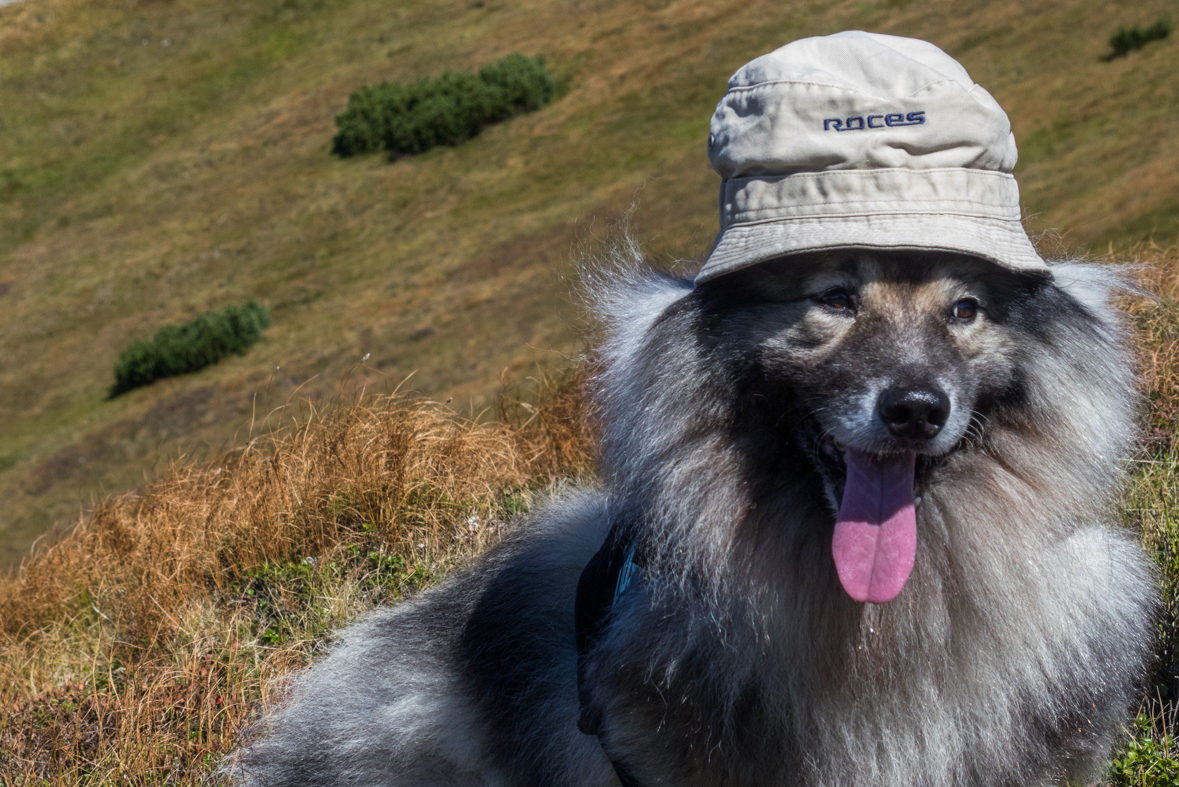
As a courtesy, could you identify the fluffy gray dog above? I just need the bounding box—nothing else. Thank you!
[232,31,1158,787]
[231,245,1155,787]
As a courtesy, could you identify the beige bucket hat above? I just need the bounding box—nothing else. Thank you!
[696,31,1047,283]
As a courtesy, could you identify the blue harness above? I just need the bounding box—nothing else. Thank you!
[574,525,646,786]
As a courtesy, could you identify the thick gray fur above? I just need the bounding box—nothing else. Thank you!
[230,246,1157,786]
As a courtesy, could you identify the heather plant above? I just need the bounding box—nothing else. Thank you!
[111,302,270,396]
[1109,16,1174,58]
[1109,712,1179,787]
[332,53,557,158]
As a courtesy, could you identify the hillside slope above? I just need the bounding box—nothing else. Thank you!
[2,0,1178,562]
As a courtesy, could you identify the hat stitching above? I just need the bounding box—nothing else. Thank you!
[722,212,1033,232]
[725,209,1020,225]
[720,80,867,98]
[712,242,1020,263]
[705,237,1035,272]
[704,229,1040,269]
[698,241,1035,282]
[711,217,1038,254]
[721,212,1027,230]
[722,172,1021,214]
[725,198,1021,216]
[721,77,967,103]
[904,79,975,99]
[723,168,1016,184]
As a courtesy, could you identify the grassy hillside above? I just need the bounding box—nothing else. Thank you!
[4,0,1179,778]
[2,0,1179,564]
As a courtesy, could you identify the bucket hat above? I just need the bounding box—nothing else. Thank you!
[696,31,1047,283]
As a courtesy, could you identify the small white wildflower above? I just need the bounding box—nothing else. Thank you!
[467,515,480,532]
[417,542,426,549]
[303,556,316,566]
[362,353,371,362]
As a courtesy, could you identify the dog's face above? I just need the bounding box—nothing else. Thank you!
[698,250,1049,483]
[693,251,1053,601]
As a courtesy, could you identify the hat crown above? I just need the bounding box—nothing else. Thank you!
[729,32,971,94]
[709,31,1018,180]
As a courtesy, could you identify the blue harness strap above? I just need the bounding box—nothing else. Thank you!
[574,523,646,784]
[574,523,632,733]
[612,544,638,605]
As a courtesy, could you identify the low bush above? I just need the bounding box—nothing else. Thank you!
[1109,16,1174,58]
[111,302,270,396]
[332,53,557,159]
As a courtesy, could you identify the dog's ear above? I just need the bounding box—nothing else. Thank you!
[1048,261,1139,325]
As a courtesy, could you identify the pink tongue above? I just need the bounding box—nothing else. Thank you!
[831,450,917,604]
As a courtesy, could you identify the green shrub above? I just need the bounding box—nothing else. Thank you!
[111,302,270,396]
[1109,16,1174,58]
[1108,713,1179,786]
[332,53,556,159]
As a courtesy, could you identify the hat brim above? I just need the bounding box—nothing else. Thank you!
[696,213,1047,284]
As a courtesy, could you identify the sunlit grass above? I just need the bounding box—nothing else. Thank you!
[4,0,1179,565]
[0,374,592,783]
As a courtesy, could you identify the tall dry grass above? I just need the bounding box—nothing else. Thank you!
[1105,248,1179,785]
[0,376,593,784]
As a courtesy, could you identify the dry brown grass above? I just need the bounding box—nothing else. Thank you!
[0,376,593,784]
[1129,249,1179,448]
[1102,248,1179,784]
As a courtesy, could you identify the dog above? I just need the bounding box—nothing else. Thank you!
[231,245,1156,786]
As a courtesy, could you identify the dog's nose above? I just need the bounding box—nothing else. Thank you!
[878,386,950,440]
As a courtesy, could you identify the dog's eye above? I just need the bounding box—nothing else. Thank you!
[952,299,978,321]
[819,291,854,312]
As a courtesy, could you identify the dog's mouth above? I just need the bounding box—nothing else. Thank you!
[817,436,918,605]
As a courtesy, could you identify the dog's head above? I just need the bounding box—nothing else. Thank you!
[692,252,1058,601]
[593,249,1135,605]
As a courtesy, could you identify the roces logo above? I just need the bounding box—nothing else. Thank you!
[823,111,925,131]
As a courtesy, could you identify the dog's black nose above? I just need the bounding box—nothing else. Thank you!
[878,386,951,440]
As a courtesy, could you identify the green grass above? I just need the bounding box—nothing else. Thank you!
[1,0,1179,571]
